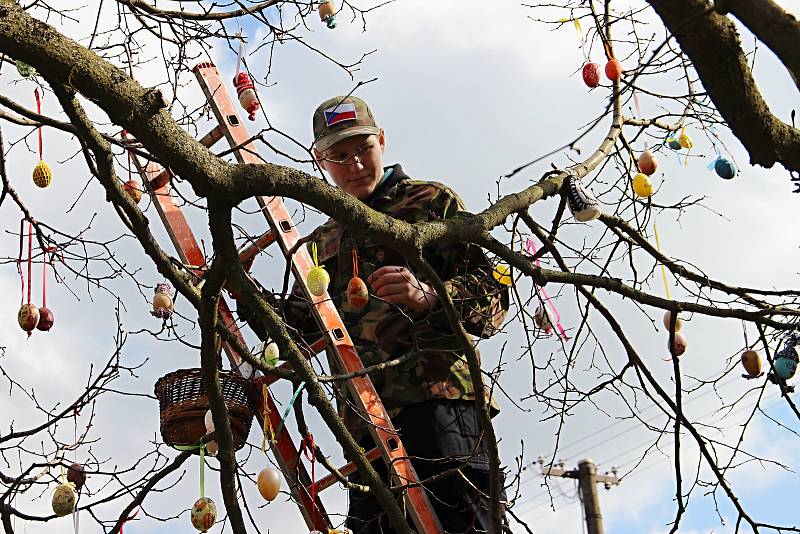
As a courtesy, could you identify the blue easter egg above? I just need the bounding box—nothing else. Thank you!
[714,158,737,180]
[668,139,682,151]
[775,357,797,380]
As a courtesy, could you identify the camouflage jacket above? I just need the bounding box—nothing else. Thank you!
[283,164,509,428]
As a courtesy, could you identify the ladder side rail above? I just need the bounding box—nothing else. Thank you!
[129,149,330,529]
[192,63,444,534]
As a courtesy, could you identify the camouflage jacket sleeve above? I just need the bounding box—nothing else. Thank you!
[421,187,509,338]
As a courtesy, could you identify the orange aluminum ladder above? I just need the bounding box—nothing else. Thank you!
[130,62,444,534]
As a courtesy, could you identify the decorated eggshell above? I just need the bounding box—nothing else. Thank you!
[307,266,330,297]
[191,497,217,532]
[124,180,143,203]
[534,304,555,335]
[492,265,512,286]
[667,138,682,151]
[32,160,52,188]
[632,173,653,198]
[36,306,54,331]
[261,341,280,368]
[582,62,601,88]
[318,0,336,27]
[637,150,658,176]
[52,483,76,516]
[714,157,737,180]
[678,131,693,149]
[604,58,622,81]
[152,291,173,317]
[347,277,369,308]
[774,357,798,381]
[18,303,40,332]
[662,311,683,332]
[206,441,218,456]
[741,350,761,378]
[669,332,688,357]
[257,467,281,501]
[204,409,215,434]
[67,463,86,492]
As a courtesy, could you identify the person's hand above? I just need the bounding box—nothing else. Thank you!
[367,266,438,310]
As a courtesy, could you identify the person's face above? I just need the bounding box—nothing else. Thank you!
[316,131,385,199]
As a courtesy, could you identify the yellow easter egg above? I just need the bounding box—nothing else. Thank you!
[52,483,76,516]
[32,160,52,188]
[492,264,512,286]
[678,132,693,149]
[632,173,653,198]
[307,266,330,296]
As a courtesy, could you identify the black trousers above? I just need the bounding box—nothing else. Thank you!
[345,400,507,534]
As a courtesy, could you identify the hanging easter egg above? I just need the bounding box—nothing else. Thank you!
[67,463,86,492]
[662,311,683,332]
[51,483,77,517]
[714,157,737,180]
[32,160,52,188]
[632,173,653,198]
[604,58,622,81]
[307,266,330,296]
[492,264,512,286]
[36,306,54,331]
[152,282,175,319]
[15,60,36,78]
[204,409,215,434]
[582,62,601,88]
[669,332,688,357]
[347,277,369,308]
[232,72,260,121]
[18,303,40,333]
[741,350,762,378]
[774,357,798,381]
[667,138,682,151]
[637,150,658,176]
[124,179,143,203]
[191,497,217,532]
[260,341,280,368]
[534,304,555,335]
[206,441,218,456]
[565,175,601,222]
[678,130,693,149]
[257,467,282,501]
[319,0,337,29]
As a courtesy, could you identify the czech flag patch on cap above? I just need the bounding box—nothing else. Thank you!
[324,102,357,126]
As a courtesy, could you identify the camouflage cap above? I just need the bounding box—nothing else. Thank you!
[312,96,380,151]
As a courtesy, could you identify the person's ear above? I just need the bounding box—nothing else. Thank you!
[378,129,386,152]
[314,148,328,172]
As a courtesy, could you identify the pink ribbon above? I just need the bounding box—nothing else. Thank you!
[525,239,569,340]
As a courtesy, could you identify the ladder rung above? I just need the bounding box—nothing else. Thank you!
[148,168,170,190]
[310,447,382,494]
[199,125,224,148]
[239,230,276,269]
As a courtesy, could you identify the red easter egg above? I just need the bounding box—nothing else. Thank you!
[582,63,601,88]
[36,307,54,331]
[67,463,86,491]
[347,277,369,308]
[604,58,623,81]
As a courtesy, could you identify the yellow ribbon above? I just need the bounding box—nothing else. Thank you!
[261,384,275,452]
[311,242,319,268]
[653,223,671,300]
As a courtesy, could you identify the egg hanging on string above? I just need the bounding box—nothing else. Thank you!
[582,62,601,88]
[204,409,215,434]
[260,341,280,368]
[347,277,369,308]
[604,58,622,81]
[151,282,175,319]
[257,467,282,501]
[191,497,217,532]
[232,72,260,121]
[774,357,798,381]
[662,311,682,332]
[36,306,54,331]
[669,332,688,357]
[51,483,77,517]
[678,130,693,149]
[637,150,658,176]
[741,350,762,378]
[206,441,218,456]
[318,0,337,28]
[307,266,330,296]
[18,303,39,333]
[667,138,682,151]
[714,157,737,180]
[124,179,143,203]
[32,160,52,188]
[492,265,513,286]
[67,463,86,492]
[632,173,653,198]
[534,304,555,335]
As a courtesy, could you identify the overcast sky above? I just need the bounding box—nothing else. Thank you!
[1,1,799,533]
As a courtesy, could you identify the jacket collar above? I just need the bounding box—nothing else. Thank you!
[363,164,407,207]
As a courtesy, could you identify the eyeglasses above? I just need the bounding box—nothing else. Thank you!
[324,142,374,166]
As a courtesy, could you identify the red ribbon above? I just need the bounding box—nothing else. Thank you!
[301,434,316,530]
[34,88,42,160]
[525,239,569,340]
[27,220,33,307]
[17,219,24,306]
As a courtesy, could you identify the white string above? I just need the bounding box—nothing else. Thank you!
[235,33,244,75]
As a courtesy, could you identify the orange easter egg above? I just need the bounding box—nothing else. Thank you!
[741,350,762,378]
[257,467,281,501]
[347,277,369,308]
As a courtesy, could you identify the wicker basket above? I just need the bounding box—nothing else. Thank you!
[154,368,258,451]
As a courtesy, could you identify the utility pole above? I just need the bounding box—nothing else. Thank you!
[538,457,619,534]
